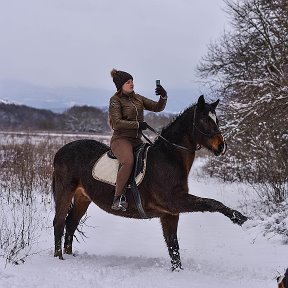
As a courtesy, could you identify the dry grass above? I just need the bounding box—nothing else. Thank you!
[0,131,110,264]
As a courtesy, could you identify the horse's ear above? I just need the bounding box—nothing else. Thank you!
[197,95,205,110]
[284,268,288,287]
[211,99,220,110]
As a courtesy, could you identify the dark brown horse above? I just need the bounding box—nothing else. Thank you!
[52,95,247,271]
[277,269,288,288]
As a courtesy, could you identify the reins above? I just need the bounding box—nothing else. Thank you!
[141,123,202,153]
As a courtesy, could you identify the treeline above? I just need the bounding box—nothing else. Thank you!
[0,103,174,133]
[0,103,110,133]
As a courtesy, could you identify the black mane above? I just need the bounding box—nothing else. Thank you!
[154,104,196,146]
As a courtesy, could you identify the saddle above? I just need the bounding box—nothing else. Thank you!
[92,143,150,187]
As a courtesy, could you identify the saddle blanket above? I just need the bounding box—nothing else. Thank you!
[92,151,148,187]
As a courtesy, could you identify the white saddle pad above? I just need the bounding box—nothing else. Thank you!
[92,150,148,187]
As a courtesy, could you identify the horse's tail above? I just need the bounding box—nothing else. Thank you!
[52,172,56,202]
[52,170,74,220]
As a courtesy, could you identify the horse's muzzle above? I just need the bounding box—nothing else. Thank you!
[214,140,227,156]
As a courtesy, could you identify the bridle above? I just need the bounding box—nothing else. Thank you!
[192,105,223,138]
[141,105,224,154]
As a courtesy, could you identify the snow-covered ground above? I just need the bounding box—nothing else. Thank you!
[0,159,287,288]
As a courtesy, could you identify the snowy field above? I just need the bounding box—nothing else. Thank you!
[0,158,287,288]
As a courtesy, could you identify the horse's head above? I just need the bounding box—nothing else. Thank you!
[193,95,226,156]
[277,269,288,288]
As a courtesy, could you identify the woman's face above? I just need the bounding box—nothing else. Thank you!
[122,79,134,93]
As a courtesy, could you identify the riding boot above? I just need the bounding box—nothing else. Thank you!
[111,194,128,211]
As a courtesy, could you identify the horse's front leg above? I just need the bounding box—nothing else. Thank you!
[175,194,247,225]
[160,214,183,271]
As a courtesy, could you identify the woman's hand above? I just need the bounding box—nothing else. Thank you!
[155,85,167,98]
[138,122,148,130]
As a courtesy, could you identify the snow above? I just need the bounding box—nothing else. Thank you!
[0,98,15,105]
[0,159,287,287]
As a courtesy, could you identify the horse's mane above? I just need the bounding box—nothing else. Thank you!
[154,104,196,146]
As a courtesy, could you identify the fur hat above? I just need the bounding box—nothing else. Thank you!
[110,68,133,91]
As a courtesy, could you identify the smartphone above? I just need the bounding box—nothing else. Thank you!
[156,79,161,87]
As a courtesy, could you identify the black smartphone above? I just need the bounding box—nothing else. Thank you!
[156,79,161,87]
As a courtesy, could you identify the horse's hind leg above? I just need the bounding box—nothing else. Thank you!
[160,214,183,271]
[64,186,91,255]
[53,172,76,260]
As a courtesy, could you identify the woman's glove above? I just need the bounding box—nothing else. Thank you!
[138,122,148,130]
[155,85,167,98]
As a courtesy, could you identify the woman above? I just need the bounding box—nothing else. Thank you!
[109,68,167,211]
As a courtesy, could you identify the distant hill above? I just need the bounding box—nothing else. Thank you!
[0,102,62,131]
[0,80,112,112]
[0,80,200,113]
[0,101,175,133]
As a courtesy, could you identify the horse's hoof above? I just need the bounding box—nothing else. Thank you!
[54,249,64,260]
[171,266,184,272]
[171,262,183,272]
[231,210,248,226]
[64,245,72,255]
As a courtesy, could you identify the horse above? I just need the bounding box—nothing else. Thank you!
[52,95,248,271]
[277,269,288,288]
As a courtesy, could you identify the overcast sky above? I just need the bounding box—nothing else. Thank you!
[0,0,229,110]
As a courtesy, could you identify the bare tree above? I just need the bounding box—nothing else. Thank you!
[197,0,288,203]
